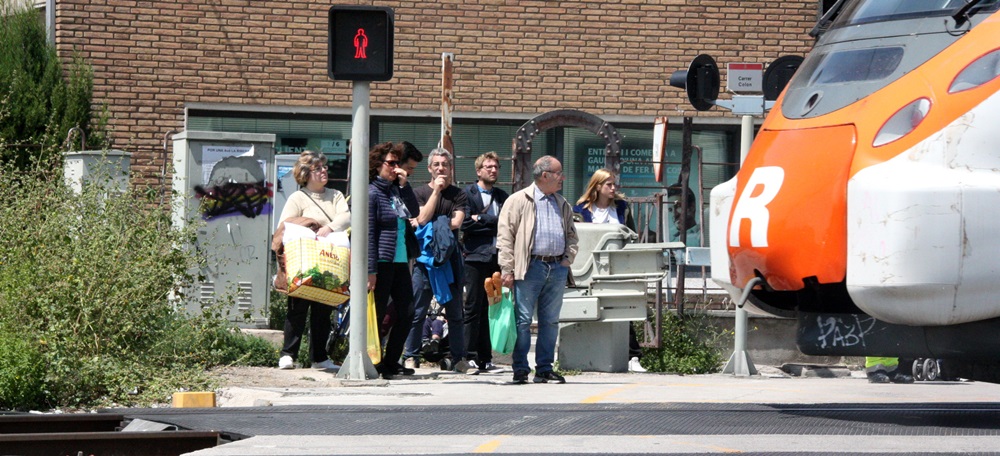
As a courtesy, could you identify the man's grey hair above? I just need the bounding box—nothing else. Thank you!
[427,148,453,165]
[532,155,559,181]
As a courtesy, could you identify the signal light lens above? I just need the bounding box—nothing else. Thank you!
[873,98,931,147]
[949,49,1000,94]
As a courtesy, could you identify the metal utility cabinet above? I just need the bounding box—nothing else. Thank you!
[63,149,132,194]
[558,223,682,372]
[172,131,276,327]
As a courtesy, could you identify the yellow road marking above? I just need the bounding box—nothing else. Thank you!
[581,384,639,403]
[474,435,509,453]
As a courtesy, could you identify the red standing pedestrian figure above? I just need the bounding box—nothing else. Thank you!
[354,29,368,59]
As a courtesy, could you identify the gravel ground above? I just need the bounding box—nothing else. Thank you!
[211,365,340,389]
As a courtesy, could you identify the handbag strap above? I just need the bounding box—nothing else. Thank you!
[300,189,334,224]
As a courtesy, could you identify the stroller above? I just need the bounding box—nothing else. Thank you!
[421,302,452,369]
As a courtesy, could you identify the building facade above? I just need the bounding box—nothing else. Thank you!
[48,0,821,244]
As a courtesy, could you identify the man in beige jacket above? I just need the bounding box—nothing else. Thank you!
[498,155,579,384]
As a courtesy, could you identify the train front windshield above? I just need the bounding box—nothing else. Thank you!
[836,0,1000,27]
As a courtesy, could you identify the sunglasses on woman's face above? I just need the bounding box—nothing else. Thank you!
[384,160,399,167]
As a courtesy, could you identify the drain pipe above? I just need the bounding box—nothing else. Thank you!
[160,130,178,208]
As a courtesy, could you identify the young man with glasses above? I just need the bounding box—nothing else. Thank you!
[460,152,508,374]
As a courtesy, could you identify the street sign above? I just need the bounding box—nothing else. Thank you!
[328,6,394,81]
[727,63,763,93]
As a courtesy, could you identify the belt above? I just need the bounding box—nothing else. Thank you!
[531,255,562,263]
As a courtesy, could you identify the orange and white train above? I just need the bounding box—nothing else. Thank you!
[710,0,1000,382]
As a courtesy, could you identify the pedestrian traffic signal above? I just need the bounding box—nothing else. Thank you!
[669,54,720,111]
[328,6,394,81]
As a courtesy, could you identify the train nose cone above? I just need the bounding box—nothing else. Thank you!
[728,125,857,291]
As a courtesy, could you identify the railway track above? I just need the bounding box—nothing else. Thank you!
[0,413,220,456]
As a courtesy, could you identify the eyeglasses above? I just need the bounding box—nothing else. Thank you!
[310,168,328,174]
[546,170,564,177]
[384,160,399,167]
[480,164,499,170]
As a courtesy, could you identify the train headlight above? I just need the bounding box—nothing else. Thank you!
[949,49,1000,94]
[873,98,931,147]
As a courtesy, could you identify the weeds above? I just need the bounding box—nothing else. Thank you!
[0,160,274,410]
[638,312,730,375]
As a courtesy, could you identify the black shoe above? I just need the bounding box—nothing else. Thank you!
[396,366,415,376]
[533,371,566,384]
[867,371,890,383]
[891,372,915,384]
[512,370,529,385]
[375,363,396,380]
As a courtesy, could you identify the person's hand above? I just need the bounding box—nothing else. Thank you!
[561,259,571,267]
[501,273,513,288]
[395,167,408,186]
[409,218,418,228]
[431,175,447,192]
[317,225,334,237]
[367,273,377,291]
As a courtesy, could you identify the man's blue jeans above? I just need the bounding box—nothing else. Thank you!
[512,258,567,374]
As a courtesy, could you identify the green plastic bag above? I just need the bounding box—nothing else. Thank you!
[488,288,516,355]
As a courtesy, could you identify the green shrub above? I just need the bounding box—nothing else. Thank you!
[0,160,276,409]
[0,1,109,170]
[0,329,47,410]
[269,289,287,330]
[639,312,729,375]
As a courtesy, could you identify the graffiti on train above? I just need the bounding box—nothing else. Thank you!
[815,314,878,349]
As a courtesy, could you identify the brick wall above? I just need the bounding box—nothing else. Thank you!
[55,0,818,183]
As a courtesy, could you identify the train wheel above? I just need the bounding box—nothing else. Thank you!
[923,359,940,381]
[912,359,925,381]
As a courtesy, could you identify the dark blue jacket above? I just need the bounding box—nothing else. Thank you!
[461,183,509,263]
[368,177,420,274]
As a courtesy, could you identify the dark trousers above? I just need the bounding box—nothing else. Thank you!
[281,296,334,363]
[629,324,642,359]
[463,257,499,364]
[373,261,415,369]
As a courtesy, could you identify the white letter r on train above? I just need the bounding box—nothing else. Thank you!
[729,166,784,248]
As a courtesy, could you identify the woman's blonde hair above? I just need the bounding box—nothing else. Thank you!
[292,150,327,186]
[576,168,624,209]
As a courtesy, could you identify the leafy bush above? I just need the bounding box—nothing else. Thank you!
[0,161,276,409]
[0,329,47,410]
[639,312,729,375]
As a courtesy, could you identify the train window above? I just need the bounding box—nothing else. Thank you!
[809,48,904,85]
[836,0,999,26]
[949,49,1000,93]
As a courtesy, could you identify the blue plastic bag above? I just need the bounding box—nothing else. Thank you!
[488,288,516,355]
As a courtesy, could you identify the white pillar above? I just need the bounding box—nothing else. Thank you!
[722,115,759,377]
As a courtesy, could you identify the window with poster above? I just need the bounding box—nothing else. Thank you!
[563,124,738,247]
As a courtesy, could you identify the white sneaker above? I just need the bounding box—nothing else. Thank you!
[404,357,417,369]
[278,355,295,370]
[628,357,647,373]
[311,359,340,370]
